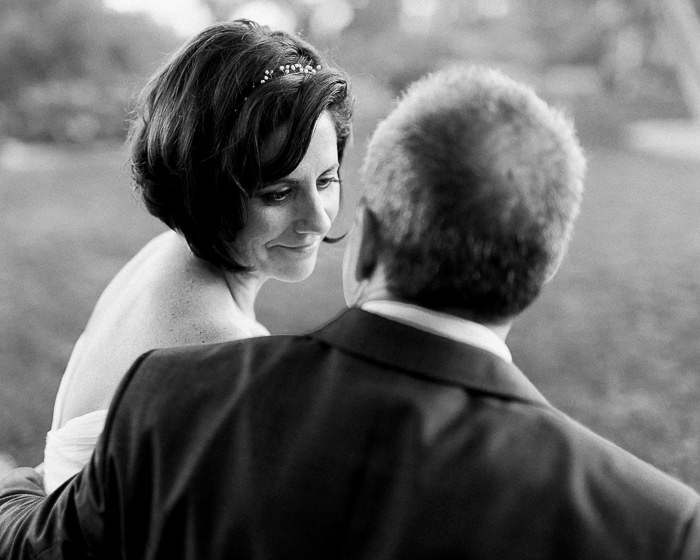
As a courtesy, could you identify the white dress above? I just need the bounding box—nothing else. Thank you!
[43,409,108,493]
[43,334,107,493]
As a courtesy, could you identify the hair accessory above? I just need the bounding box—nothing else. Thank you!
[259,63,322,85]
[237,63,322,113]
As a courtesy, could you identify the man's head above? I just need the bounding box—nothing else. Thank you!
[344,66,586,325]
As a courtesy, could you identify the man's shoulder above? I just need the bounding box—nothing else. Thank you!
[483,398,699,522]
[416,396,700,558]
[146,332,308,364]
[131,333,321,390]
[99,333,336,460]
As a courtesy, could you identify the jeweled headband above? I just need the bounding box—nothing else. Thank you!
[236,62,322,111]
[259,63,321,85]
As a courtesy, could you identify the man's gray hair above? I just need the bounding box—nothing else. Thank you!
[361,65,586,322]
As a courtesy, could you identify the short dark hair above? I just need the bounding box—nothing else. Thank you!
[362,66,586,323]
[128,19,353,270]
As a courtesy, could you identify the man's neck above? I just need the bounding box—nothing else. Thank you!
[429,305,512,341]
[363,297,512,342]
[349,266,512,342]
[355,296,513,342]
[360,299,513,363]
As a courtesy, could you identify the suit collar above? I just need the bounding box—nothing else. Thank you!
[312,308,549,406]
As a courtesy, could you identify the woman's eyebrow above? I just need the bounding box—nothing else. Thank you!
[260,179,298,189]
[321,163,340,174]
[261,162,340,189]
[269,165,339,185]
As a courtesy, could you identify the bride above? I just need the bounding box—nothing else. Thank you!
[43,19,354,492]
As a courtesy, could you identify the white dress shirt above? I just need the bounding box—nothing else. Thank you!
[361,300,512,364]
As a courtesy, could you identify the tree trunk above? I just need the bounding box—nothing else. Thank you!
[656,0,700,119]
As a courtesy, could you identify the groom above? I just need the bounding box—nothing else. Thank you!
[2,66,699,559]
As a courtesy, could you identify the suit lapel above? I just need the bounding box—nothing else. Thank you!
[312,308,549,406]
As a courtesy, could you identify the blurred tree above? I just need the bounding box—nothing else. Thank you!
[506,0,686,118]
[195,0,308,25]
[653,0,700,119]
[197,0,238,21]
[343,0,400,36]
[0,0,179,142]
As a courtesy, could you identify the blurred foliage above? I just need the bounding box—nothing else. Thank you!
[323,0,685,109]
[0,0,179,142]
[0,0,693,143]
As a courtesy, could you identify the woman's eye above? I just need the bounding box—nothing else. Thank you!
[261,189,291,204]
[318,176,340,190]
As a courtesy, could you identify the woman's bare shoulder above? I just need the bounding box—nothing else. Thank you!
[55,309,262,425]
[127,234,269,342]
[152,307,268,346]
[56,231,265,420]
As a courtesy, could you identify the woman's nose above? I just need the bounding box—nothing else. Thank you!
[295,188,334,235]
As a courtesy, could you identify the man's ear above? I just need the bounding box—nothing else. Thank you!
[543,244,566,284]
[355,205,380,282]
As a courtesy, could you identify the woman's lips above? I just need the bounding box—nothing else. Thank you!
[274,239,320,254]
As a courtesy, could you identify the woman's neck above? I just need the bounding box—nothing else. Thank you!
[221,269,267,321]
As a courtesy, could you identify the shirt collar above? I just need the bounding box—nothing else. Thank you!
[360,300,513,364]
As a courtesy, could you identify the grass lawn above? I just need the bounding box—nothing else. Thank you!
[1,90,700,490]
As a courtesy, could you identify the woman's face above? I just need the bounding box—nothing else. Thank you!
[234,111,340,283]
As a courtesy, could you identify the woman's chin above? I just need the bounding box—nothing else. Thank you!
[271,258,319,284]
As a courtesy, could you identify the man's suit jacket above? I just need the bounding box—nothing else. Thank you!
[1,308,699,559]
